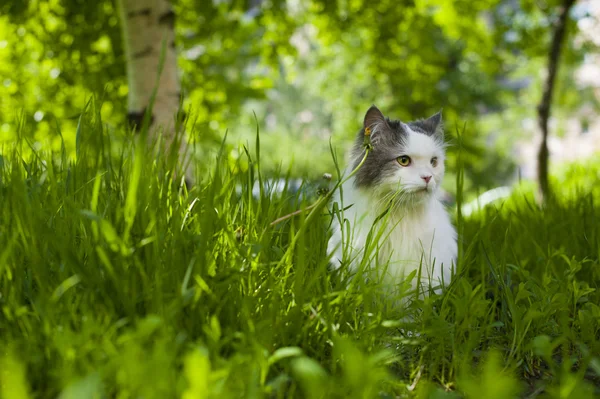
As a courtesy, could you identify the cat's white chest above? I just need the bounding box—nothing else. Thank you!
[379,204,456,286]
[328,186,457,292]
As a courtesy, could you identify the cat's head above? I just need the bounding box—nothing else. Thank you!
[351,105,446,205]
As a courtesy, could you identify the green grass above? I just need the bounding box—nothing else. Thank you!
[1,105,600,399]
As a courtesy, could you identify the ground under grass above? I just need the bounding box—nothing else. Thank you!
[1,108,600,398]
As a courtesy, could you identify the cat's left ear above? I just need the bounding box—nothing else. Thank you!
[422,110,444,140]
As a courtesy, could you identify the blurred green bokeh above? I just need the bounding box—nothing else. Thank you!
[1,0,599,198]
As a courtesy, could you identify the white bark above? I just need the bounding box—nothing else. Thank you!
[117,0,192,182]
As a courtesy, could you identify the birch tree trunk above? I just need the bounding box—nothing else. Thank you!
[537,0,576,202]
[117,0,192,181]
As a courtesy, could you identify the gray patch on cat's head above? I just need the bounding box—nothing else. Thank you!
[351,105,408,188]
[351,105,443,188]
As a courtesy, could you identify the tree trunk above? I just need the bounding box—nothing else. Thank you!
[537,0,576,202]
[117,0,191,181]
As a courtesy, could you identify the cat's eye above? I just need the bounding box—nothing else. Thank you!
[397,155,411,166]
[431,157,438,167]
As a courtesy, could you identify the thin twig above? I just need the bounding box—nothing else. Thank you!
[269,141,372,227]
[270,202,319,226]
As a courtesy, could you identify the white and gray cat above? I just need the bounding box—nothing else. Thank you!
[328,105,457,297]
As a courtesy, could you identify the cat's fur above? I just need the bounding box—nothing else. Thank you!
[328,105,457,296]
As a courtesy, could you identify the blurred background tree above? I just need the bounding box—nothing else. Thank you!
[1,0,599,199]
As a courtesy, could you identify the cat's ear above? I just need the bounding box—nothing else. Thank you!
[363,105,386,129]
[363,105,392,142]
[422,110,444,140]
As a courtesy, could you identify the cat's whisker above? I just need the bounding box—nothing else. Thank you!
[376,191,397,211]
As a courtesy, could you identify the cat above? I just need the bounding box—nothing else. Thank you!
[328,105,457,298]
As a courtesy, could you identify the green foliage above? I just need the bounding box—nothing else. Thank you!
[0,0,294,147]
[175,0,295,138]
[0,0,125,154]
[2,108,600,397]
[3,0,597,195]
[458,350,522,399]
[0,349,31,399]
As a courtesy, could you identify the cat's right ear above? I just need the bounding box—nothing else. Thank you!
[363,105,391,142]
[363,105,386,129]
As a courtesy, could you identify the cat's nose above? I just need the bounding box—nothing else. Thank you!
[421,175,432,183]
